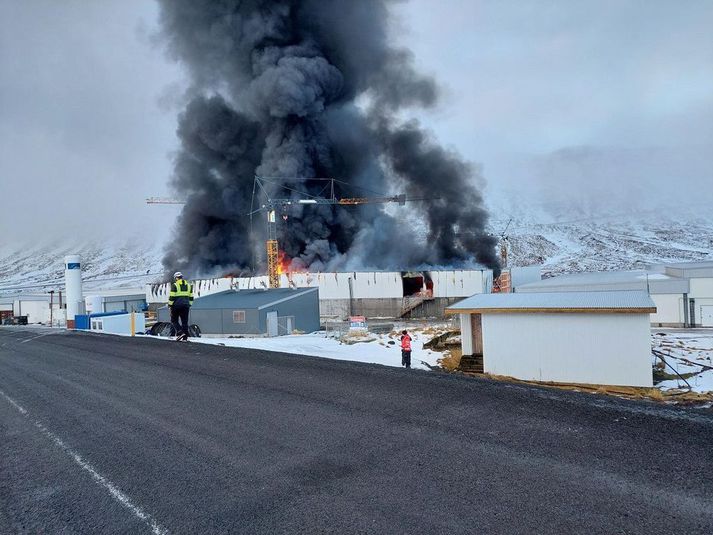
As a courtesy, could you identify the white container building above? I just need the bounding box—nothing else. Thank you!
[446,291,656,387]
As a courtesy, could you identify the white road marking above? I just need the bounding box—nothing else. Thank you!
[0,388,168,535]
[19,332,56,344]
[0,389,28,415]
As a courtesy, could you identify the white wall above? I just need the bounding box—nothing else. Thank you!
[480,312,653,387]
[689,279,713,325]
[431,270,487,298]
[13,300,51,324]
[690,278,713,298]
[285,272,404,299]
[650,294,684,325]
[90,313,145,335]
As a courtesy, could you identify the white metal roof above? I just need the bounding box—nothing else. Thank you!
[446,290,656,314]
[515,269,688,295]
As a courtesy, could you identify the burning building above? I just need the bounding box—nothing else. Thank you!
[147,269,493,320]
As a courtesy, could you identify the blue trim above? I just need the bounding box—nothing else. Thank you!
[66,263,81,269]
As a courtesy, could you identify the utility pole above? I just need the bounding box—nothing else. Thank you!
[49,290,54,327]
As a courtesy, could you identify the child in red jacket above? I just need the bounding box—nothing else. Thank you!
[400,330,412,369]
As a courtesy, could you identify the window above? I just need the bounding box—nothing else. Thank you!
[233,310,246,323]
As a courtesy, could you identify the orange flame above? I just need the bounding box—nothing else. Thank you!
[277,251,290,275]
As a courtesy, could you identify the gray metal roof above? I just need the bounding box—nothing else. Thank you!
[446,290,656,314]
[192,288,317,310]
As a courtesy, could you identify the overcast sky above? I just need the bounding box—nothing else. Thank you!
[1,0,712,243]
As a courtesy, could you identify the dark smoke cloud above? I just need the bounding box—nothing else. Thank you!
[158,0,499,277]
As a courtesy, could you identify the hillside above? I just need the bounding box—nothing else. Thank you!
[1,212,712,293]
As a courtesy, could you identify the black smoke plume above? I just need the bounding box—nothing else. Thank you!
[158,0,500,277]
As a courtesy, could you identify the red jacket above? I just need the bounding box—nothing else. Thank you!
[401,334,412,351]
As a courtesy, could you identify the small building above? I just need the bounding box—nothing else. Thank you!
[75,311,146,335]
[446,291,656,387]
[158,288,320,336]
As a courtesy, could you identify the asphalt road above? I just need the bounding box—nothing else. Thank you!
[1,327,712,534]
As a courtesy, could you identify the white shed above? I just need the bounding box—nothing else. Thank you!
[446,291,656,387]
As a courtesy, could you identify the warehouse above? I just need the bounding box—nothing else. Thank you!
[514,260,713,327]
[147,269,493,320]
[446,291,656,387]
[158,287,319,336]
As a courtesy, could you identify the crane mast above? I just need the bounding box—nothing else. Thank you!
[252,177,421,288]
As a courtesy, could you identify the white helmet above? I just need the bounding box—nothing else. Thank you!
[174,271,183,279]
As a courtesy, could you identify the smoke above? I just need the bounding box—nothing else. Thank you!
[157,0,499,277]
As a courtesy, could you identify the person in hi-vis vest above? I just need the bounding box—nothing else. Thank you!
[168,271,193,341]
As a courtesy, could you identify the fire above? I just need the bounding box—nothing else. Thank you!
[277,251,290,275]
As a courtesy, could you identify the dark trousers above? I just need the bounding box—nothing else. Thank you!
[171,305,190,337]
[401,350,411,368]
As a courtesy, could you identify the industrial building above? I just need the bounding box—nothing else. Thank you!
[447,290,656,387]
[147,269,494,320]
[0,288,147,326]
[157,287,320,336]
[0,294,65,325]
[514,260,713,327]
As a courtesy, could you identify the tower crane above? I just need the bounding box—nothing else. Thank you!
[251,176,427,288]
[148,177,426,288]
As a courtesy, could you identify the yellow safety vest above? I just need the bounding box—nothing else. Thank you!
[169,279,193,306]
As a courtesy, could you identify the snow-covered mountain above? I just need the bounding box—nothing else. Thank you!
[0,236,165,294]
[1,208,712,293]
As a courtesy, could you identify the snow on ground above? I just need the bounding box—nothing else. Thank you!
[176,324,452,371]
[652,330,713,393]
[191,332,441,371]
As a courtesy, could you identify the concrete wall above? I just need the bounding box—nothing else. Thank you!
[319,297,464,320]
[480,312,653,387]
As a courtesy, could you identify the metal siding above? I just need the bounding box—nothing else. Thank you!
[190,309,224,334]
[219,309,261,335]
[481,313,653,387]
[261,291,320,334]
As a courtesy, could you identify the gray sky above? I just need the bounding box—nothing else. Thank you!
[1,0,712,243]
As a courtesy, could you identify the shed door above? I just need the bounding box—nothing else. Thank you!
[471,313,483,355]
[267,311,278,337]
[702,306,713,327]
